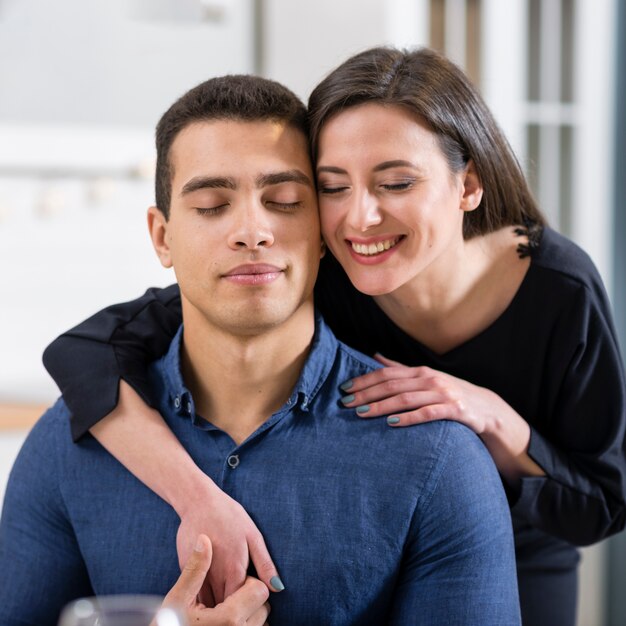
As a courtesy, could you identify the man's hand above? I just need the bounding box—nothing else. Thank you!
[163,535,271,626]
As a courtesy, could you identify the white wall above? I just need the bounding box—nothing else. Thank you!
[0,432,26,515]
[0,0,255,404]
[263,0,429,101]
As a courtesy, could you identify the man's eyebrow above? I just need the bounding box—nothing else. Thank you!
[180,176,236,196]
[256,169,313,188]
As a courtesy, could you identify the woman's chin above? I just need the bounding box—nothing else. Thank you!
[345,270,399,297]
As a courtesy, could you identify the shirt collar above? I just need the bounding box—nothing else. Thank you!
[157,311,337,420]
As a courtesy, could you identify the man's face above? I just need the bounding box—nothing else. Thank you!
[149,119,322,337]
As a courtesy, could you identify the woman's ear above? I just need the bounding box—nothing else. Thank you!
[320,239,327,259]
[460,159,483,212]
[147,206,173,268]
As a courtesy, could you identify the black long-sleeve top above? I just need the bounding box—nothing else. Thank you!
[43,226,626,574]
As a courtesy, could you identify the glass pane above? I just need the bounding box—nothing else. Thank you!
[559,125,573,235]
[527,0,541,101]
[429,0,446,54]
[526,123,541,200]
[560,0,575,103]
[466,0,481,86]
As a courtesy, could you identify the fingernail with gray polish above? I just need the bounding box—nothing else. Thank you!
[341,394,355,404]
[387,416,400,425]
[340,380,353,391]
[356,405,370,414]
[270,575,285,592]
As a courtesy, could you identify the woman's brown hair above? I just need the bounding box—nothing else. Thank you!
[308,47,545,239]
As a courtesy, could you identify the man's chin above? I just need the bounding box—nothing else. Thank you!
[208,307,293,337]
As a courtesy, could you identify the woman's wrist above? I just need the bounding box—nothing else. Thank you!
[169,464,222,518]
[479,398,545,482]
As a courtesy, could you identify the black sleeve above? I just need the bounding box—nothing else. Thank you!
[511,281,626,545]
[42,284,182,441]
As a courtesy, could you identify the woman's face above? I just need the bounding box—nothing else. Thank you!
[316,103,480,296]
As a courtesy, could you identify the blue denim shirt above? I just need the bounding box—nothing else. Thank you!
[0,315,520,625]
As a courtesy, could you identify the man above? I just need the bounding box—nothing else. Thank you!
[0,75,520,625]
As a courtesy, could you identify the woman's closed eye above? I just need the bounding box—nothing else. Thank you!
[319,185,349,195]
[380,179,415,192]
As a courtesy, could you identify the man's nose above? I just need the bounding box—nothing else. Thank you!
[227,204,275,250]
[345,189,383,232]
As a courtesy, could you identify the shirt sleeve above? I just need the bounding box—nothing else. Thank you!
[388,424,521,626]
[42,284,182,441]
[0,403,94,625]
[512,282,626,545]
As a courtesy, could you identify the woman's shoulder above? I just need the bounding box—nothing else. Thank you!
[530,226,604,291]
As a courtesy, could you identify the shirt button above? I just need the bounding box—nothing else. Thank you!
[227,454,240,469]
[186,401,192,414]
[174,396,181,409]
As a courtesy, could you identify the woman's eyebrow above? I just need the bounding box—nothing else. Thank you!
[317,161,420,175]
[372,160,418,172]
[316,166,347,175]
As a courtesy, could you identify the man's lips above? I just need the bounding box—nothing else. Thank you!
[222,264,284,285]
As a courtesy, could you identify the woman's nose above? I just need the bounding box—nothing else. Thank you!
[345,190,383,232]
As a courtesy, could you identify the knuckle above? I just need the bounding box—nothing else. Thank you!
[379,367,395,381]
[398,392,415,408]
[430,375,445,390]
[440,385,454,400]
[422,406,437,421]
[253,580,271,602]
[385,378,406,393]
[256,558,275,575]
[248,532,266,552]
[183,561,204,575]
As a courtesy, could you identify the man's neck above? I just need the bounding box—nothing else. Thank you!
[180,302,315,445]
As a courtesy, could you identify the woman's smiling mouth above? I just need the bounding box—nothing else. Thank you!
[349,236,403,257]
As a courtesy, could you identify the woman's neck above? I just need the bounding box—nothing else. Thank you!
[373,227,531,354]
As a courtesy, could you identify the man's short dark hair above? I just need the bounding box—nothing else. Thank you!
[155,75,308,218]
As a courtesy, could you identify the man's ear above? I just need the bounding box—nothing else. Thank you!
[460,159,483,212]
[147,206,173,268]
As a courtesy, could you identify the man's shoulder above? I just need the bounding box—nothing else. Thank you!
[334,339,384,377]
[23,397,73,450]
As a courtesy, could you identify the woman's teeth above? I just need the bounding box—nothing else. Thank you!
[351,237,400,256]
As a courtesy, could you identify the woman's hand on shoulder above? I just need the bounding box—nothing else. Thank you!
[341,355,545,482]
[341,354,499,434]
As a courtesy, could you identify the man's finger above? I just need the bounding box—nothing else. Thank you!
[247,601,271,626]
[248,533,284,592]
[165,534,213,607]
[221,576,270,618]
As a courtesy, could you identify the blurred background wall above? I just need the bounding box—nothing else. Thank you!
[0,1,623,623]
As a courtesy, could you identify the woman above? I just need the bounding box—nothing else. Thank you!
[43,47,626,625]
